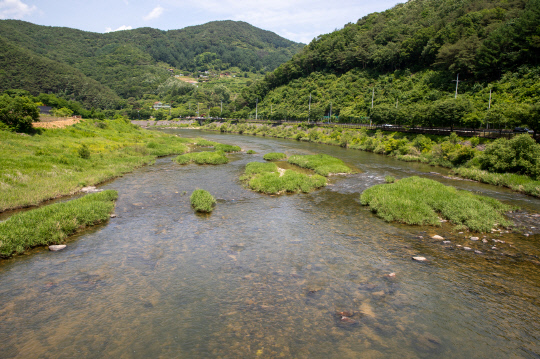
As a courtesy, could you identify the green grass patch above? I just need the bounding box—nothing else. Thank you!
[175,151,229,165]
[241,161,326,194]
[453,167,540,198]
[246,150,256,154]
[360,176,513,232]
[190,189,216,213]
[0,190,118,257]
[287,154,353,176]
[0,119,191,212]
[263,152,287,161]
[193,138,240,152]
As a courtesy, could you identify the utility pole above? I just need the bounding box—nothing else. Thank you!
[308,93,311,123]
[329,102,332,124]
[255,98,258,120]
[453,74,460,98]
[220,101,223,117]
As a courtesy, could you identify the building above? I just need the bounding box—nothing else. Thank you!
[153,102,171,110]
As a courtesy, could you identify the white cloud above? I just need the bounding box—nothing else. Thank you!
[143,5,164,21]
[163,0,401,42]
[0,0,37,19]
[105,25,133,33]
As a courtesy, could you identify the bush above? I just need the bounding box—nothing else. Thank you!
[479,134,540,179]
[246,150,256,154]
[360,176,513,232]
[385,176,396,183]
[263,152,286,161]
[78,144,91,159]
[0,94,39,133]
[190,189,216,213]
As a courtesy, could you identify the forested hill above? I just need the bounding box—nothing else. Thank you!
[242,0,540,127]
[0,20,304,107]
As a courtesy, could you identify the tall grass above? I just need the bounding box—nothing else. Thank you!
[190,189,216,213]
[194,138,240,152]
[0,190,118,257]
[287,154,353,176]
[0,119,191,211]
[263,152,287,161]
[453,167,540,197]
[360,176,513,232]
[241,161,326,194]
[175,151,229,165]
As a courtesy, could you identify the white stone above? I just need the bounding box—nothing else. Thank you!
[463,247,472,251]
[49,245,66,251]
[443,240,451,244]
[80,186,103,193]
[432,235,444,240]
[470,237,479,241]
[412,256,427,262]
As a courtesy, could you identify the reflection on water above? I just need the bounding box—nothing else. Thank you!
[0,129,539,358]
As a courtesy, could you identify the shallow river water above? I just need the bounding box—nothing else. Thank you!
[1,129,539,358]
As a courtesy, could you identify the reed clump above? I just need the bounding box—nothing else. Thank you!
[287,154,353,176]
[0,190,118,257]
[360,176,513,232]
[241,162,326,195]
[190,189,216,213]
[263,152,287,161]
[175,151,229,165]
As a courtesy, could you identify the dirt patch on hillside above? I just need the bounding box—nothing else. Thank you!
[33,118,81,129]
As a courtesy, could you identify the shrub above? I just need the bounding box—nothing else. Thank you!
[190,189,216,213]
[78,144,91,159]
[263,152,286,161]
[385,176,396,183]
[360,176,513,232]
[246,150,256,154]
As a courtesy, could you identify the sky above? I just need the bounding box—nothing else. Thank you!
[0,0,404,44]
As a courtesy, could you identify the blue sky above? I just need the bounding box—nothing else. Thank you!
[0,0,404,44]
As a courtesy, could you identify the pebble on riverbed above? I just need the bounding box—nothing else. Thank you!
[49,245,66,251]
[412,256,427,262]
[432,235,444,240]
[470,237,479,241]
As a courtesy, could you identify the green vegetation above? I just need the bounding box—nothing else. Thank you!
[175,151,229,165]
[0,20,303,111]
[241,161,326,194]
[235,0,539,129]
[190,189,216,213]
[246,150,256,154]
[204,122,540,197]
[194,138,241,152]
[287,154,353,176]
[263,152,286,161]
[360,176,512,232]
[0,119,191,211]
[385,176,396,183]
[0,190,117,257]
[0,93,39,132]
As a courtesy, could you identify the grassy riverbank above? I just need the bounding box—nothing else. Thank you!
[202,122,540,197]
[0,190,118,257]
[0,119,192,211]
[360,176,513,233]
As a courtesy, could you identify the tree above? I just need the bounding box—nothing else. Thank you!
[0,94,39,132]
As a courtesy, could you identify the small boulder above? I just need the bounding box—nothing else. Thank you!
[474,250,483,255]
[110,214,117,218]
[470,237,479,241]
[386,272,396,278]
[80,186,103,193]
[463,247,472,251]
[432,235,444,240]
[442,240,451,244]
[412,256,427,262]
[49,245,66,251]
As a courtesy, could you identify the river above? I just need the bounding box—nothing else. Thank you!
[1,129,539,358]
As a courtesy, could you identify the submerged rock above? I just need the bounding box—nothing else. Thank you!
[49,245,66,251]
[339,316,357,324]
[442,241,451,244]
[432,235,444,240]
[470,237,479,241]
[412,256,427,262]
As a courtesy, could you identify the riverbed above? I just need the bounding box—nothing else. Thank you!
[1,129,539,358]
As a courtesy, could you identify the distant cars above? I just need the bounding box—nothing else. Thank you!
[513,127,534,134]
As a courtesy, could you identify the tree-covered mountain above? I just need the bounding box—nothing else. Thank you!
[0,20,304,107]
[240,0,539,129]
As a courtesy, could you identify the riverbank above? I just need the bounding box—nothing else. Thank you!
[196,122,540,198]
[0,119,192,212]
[0,190,118,257]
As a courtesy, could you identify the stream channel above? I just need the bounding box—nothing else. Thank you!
[1,129,539,358]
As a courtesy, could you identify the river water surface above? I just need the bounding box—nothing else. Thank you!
[1,129,539,358]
